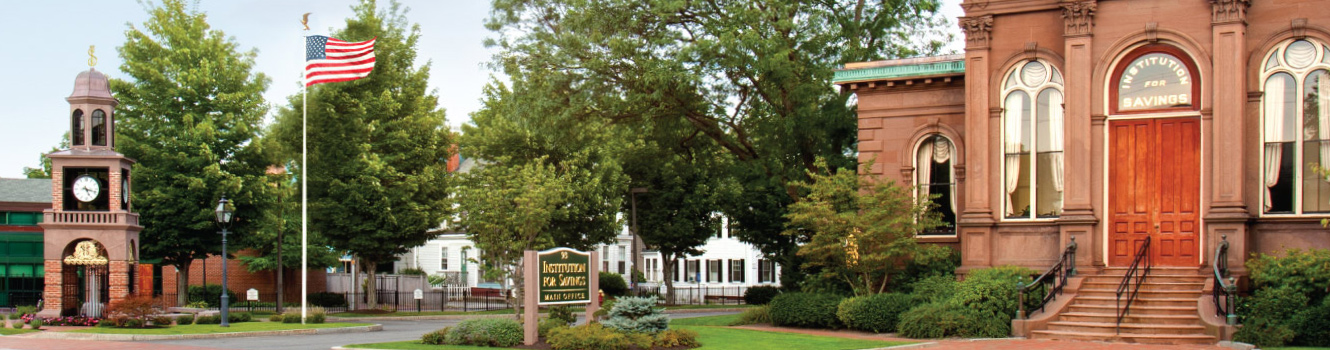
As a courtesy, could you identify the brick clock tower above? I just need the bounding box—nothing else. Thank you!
[36,65,142,318]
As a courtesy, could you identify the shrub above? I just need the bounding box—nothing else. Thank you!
[15,305,36,317]
[731,305,771,326]
[1234,321,1296,348]
[309,307,327,324]
[443,318,523,347]
[281,310,301,323]
[892,247,961,291]
[769,292,844,329]
[654,328,700,348]
[227,312,253,323]
[1246,249,1330,303]
[124,318,145,328]
[187,284,239,308]
[1290,298,1330,346]
[151,315,175,327]
[176,314,195,325]
[909,275,959,303]
[307,292,348,308]
[601,296,669,333]
[184,301,211,309]
[29,318,42,330]
[898,302,1007,339]
[98,319,118,328]
[421,327,449,345]
[269,314,284,323]
[539,318,568,337]
[547,323,650,350]
[195,315,221,324]
[837,293,915,333]
[599,272,630,298]
[106,295,162,327]
[399,267,427,276]
[743,286,781,305]
[949,266,1035,321]
[1240,286,1309,325]
[549,305,576,325]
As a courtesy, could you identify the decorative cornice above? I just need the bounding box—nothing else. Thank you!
[1061,1,1097,37]
[1210,0,1250,25]
[960,15,994,49]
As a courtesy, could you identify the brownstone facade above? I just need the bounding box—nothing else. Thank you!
[839,0,1330,276]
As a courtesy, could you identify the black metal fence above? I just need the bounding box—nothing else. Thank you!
[629,285,751,306]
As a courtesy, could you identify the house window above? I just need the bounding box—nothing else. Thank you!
[1002,60,1065,219]
[686,260,699,282]
[1262,39,1330,214]
[707,260,722,283]
[440,246,449,271]
[618,245,627,274]
[757,259,776,283]
[729,259,744,283]
[71,110,85,146]
[91,110,107,146]
[916,135,957,234]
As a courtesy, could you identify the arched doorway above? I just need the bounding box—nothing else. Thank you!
[61,240,110,317]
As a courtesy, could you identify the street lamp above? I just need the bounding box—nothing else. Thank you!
[630,187,648,286]
[215,197,234,327]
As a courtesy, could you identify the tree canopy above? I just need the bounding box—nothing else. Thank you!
[270,0,453,308]
[110,0,274,304]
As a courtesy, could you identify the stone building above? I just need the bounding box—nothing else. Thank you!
[834,0,1329,343]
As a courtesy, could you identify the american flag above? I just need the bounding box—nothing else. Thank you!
[304,35,376,87]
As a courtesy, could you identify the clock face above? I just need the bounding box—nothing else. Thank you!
[73,175,101,203]
[122,179,129,204]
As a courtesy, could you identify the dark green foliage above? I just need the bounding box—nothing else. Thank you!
[547,323,653,350]
[948,266,1036,321]
[732,305,772,326]
[1290,298,1330,346]
[175,314,194,325]
[1235,286,1313,347]
[307,292,348,308]
[601,296,669,333]
[1234,321,1296,348]
[186,284,238,308]
[194,315,220,325]
[599,272,630,298]
[442,318,523,347]
[226,312,253,323]
[893,248,961,291]
[909,275,959,303]
[836,293,916,333]
[538,318,567,337]
[399,267,427,276]
[421,327,449,345]
[151,315,175,327]
[549,305,576,325]
[743,286,782,305]
[769,293,844,329]
[1246,249,1330,303]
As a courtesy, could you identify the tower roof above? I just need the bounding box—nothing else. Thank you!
[69,68,114,100]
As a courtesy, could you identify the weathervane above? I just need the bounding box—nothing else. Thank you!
[301,12,311,31]
[88,45,97,67]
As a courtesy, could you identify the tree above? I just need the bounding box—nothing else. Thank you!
[111,0,274,305]
[22,133,68,179]
[485,0,951,289]
[783,159,951,296]
[270,0,452,309]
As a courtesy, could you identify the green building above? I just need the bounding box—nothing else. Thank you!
[0,178,50,308]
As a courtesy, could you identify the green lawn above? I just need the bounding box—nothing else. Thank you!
[332,309,514,318]
[344,315,908,350]
[69,322,373,335]
[0,327,39,336]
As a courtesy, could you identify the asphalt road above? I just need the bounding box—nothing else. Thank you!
[143,311,736,350]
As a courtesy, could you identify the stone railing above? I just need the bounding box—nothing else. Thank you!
[45,211,139,226]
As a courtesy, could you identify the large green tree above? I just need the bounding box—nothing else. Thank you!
[111,0,274,304]
[485,0,951,289]
[271,0,452,309]
[22,133,68,179]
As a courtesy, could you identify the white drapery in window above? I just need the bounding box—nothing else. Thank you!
[1004,94,1024,216]
[1264,76,1287,211]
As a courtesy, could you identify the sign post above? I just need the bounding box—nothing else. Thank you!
[414,288,423,313]
[523,248,598,345]
[247,288,258,314]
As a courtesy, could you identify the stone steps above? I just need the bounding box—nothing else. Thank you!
[1027,268,1214,346]
[1029,329,1218,345]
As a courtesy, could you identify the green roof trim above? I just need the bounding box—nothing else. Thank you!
[833,58,965,84]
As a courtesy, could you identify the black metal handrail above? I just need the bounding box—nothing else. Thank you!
[1018,237,1077,319]
[1213,234,1236,325]
[1116,236,1151,334]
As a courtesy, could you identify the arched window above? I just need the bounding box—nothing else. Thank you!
[91,110,107,146]
[1261,39,1330,214]
[1001,60,1065,219]
[71,109,85,146]
[916,135,956,234]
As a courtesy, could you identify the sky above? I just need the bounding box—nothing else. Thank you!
[0,0,964,179]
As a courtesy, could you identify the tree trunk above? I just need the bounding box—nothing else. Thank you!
[276,232,284,313]
[512,260,523,320]
[662,256,676,306]
[176,260,192,306]
[365,260,378,309]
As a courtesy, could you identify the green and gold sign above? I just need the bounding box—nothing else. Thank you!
[537,248,591,305]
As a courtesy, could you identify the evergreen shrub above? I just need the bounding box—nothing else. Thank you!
[599,272,630,298]
[836,293,915,333]
[768,292,844,329]
[442,318,523,347]
[601,296,669,333]
[743,286,781,305]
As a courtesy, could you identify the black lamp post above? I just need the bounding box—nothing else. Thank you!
[215,197,234,327]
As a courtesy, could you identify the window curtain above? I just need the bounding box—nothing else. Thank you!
[1264,79,1286,211]
[917,139,933,202]
[1319,76,1330,176]
[933,137,958,215]
[1048,91,1065,194]
[1004,96,1025,216]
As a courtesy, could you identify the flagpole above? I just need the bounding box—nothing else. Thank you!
[300,14,310,325]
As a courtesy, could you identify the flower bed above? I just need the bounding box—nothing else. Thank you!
[19,314,101,327]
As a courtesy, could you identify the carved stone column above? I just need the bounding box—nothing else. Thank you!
[958,15,996,274]
[1059,1,1098,272]
[1207,0,1251,274]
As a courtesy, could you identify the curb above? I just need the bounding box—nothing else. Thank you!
[24,323,382,341]
[871,342,938,350]
[327,308,750,322]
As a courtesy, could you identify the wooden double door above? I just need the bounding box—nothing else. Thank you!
[1108,117,1200,267]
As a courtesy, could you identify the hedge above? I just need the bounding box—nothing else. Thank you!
[769,292,844,329]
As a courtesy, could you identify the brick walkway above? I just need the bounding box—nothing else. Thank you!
[736,325,1232,350]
